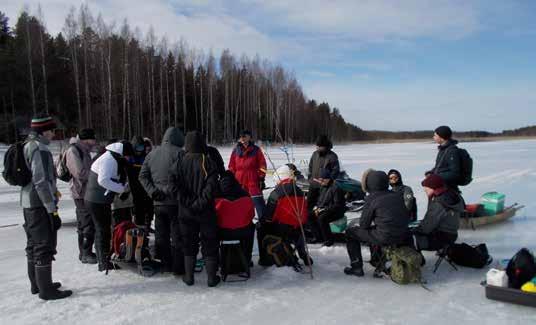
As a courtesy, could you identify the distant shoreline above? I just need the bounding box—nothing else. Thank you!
[335,135,536,145]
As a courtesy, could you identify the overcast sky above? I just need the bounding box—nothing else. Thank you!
[4,0,536,132]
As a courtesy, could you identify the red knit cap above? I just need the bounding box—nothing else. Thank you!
[421,174,445,190]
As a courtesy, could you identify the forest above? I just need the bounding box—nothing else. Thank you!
[0,6,366,145]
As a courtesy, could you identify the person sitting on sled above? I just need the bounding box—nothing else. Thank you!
[344,169,411,277]
[257,165,312,268]
[413,174,462,251]
[310,169,346,247]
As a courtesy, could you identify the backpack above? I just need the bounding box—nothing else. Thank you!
[2,142,32,186]
[457,148,473,186]
[262,235,297,267]
[506,248,536,289]
[448,243,492,268]
[56,144,83,183]
[387,246,423,285]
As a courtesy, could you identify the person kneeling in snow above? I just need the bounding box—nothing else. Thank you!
[413,174,462,252]
[344,169,411,277]
[310,169,346,247]
[257,165,312,268]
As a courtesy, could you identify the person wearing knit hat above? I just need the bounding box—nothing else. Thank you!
[21,112,72,300]
[307,135,340,231]
[344,169,411,277]
[413,174,464,252]
[426,125,463,192]
[388,169,417,222]
[31,114,57,135]
[65,128,98,264]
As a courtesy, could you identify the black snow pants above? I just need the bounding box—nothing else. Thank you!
[154,205,183,271]
[86,201,112,265]
[23,207,59,265]
[179,217,219,259]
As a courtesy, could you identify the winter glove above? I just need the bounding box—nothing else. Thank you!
[152,189,166,202]
[50,211,62,231]
[119,191,130,201]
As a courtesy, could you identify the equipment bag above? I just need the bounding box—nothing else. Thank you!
[2,142,32,186]
[506,248,536,289]
[263,235,296,267]
[387,246,423,285]
[56,144,83,183]
[448,243,492,268]
[112,220,137,258]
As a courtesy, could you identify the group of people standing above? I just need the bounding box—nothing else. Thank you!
[18,111,466,300]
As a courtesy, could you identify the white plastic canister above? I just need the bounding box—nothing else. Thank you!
[486,269,508,287]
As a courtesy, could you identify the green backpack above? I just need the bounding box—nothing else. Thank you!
[387,246,423,285]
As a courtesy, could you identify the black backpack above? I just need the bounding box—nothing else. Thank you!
[457,148,473,186]
[2,142,32,187]
[506,248,536,289]
[448,243,492,268]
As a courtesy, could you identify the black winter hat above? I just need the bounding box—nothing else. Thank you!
[78,128,96,140]
[316,135,333,149]
[239,130,252,137]
[434,126,452,140]
[185,131,207,154]
[388,169,403,185]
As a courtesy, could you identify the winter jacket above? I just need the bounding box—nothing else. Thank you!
[228,142,266,196]
[20,132,58,213]
[430,139,462,189]
[215,197,255,230]
[315,181,346,219]
[127,136,152,205]
[139,127,184,206]
[308,149,340,189]
[415,190,463,235]
[262,178,308,228]
[84,143,127,205]
[207,145,225,176]
[359,170,410,245]
[177,131,219,221]
[218,170,249,201]
[65,140,92,199]
[388,169,417,221]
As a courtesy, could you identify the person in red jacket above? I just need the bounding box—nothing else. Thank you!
[228,130,267,218]
[256,165,311,267]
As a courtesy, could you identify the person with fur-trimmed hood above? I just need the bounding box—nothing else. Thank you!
[84,141,130,272]
[21,113,72,300]
[257,165,311,267]
[344,169,411,277]
[388,169,417,222]
[413,174,462,251]
[176,131,221,287]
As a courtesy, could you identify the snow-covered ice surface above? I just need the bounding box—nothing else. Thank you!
[1,140,536,325]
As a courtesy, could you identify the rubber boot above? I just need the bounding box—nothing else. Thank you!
[344,262,364,277]
[78,234,84,261]
[35,263,72,300]
[28,261,61,294]
[205,257,221,288]
[81,236,97,264]
[95,245,114,272]
[182,256,195,286]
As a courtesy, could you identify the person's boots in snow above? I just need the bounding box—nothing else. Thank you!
[205,257,221,287]
[78,233,84,262]
[95,246,116,272]
[344,261,364,277]
[81,235,97,264]
[28,261,61,294]
[183,256,196,286]
[35,263,72,300]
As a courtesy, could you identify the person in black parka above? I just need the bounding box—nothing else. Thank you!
[177,131,221,287]
[426,126,462,192]
[344,169,411,277]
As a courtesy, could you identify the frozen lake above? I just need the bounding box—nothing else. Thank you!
[1,139,535,324]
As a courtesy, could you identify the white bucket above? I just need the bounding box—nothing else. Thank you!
[487,268,508,287]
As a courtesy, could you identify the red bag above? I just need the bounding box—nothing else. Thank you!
[112,220,137,256]
[215,197,255,230]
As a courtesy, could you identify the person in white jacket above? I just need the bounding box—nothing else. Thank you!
[84,142,129,271]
